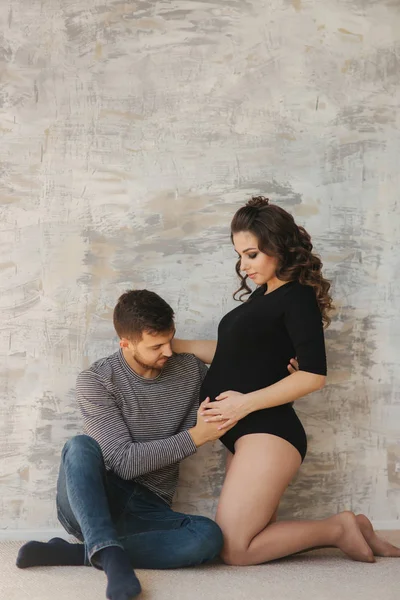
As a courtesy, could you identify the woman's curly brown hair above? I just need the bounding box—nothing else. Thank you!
[231,196,334,327]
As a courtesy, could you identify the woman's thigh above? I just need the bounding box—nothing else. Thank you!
[224,446,279,523]
[216,433,302,553]
[225,450,234,473]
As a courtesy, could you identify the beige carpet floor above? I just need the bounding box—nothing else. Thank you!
[1,534,400,600]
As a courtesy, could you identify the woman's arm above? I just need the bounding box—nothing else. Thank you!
[203,371,325,428]
[245,370,325,411]
[171,339,217,365]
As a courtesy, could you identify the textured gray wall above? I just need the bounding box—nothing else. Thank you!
[1,0,399,533]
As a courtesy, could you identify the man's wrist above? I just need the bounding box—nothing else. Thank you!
[188,426,203,448]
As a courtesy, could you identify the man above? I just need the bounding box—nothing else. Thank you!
[17,290,298,600]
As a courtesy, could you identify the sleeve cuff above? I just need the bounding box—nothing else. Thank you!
[178,429,198,456]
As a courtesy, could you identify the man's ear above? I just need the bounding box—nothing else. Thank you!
[120,337,129,349]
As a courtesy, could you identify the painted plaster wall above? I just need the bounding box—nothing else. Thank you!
[1,0,399,532]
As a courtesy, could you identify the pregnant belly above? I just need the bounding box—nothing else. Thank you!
[200,370,288,401]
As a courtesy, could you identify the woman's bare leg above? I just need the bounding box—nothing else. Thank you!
[225,449,278,524]
[225,450,234,473]
[356,514,400,557]
[216,434,374,566]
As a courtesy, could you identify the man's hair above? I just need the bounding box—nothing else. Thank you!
[113,290,175,340]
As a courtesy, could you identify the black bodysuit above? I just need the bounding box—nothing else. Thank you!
[200,281,327,461]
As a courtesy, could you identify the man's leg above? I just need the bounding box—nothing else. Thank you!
[112,482,223,569]
[17,435,141,599]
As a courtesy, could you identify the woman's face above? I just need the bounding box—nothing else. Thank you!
[233,230,279,286]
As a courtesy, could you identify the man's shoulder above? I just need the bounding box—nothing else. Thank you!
[169,352,207,377]
[170,352,206,368]
[77,351,120,386]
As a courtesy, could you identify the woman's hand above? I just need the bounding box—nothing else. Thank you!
[200,391,249,430]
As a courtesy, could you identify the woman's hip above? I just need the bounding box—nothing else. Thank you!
[220,404,307,461]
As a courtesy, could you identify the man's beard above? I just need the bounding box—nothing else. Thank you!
[133,352,166,371]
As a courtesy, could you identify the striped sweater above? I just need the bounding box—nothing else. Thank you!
[76,350,208,505]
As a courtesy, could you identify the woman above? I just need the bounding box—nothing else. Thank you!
[173,196,400,565]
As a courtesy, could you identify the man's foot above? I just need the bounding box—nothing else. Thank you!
[356,514,400,557]
[96,546,141,600]
[16,537,85,568]
[332,511,375,563]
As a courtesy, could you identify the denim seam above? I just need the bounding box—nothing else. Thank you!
[57,506,83,541]
[117,489,139,522]
[89,540,125,568]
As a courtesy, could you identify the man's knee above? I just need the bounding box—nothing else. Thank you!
[62,435,102,463]
[189,517,224,563]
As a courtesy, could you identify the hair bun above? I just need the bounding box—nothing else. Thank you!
[246,196,270,209]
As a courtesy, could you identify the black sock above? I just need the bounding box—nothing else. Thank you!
[96,546,141,600]
[16,537,85,568]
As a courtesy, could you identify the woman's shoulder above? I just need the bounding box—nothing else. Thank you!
[248,281,317,304]
[283,281,320,313]
[284,281,315,297]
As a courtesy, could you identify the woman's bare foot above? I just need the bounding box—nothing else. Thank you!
[356,514,400,557]
[331,512,375,563]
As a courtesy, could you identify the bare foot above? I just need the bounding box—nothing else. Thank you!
[356,514,400,557]
[332,512,375,563]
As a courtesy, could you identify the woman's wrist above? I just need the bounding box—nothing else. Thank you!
[241,393,255,416]
[245,390,269,413]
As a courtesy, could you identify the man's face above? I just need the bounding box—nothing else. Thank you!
[122,328,175,371]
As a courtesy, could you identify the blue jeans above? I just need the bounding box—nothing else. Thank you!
[56,435,223,569]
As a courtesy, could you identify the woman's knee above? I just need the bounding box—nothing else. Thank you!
[220,543,250,566]
[218,528,253,566]
[188,516,224,563]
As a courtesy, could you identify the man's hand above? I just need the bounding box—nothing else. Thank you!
[189,398,237,447]
[287,357,299,374]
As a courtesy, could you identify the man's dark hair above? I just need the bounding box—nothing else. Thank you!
[113,290,175,340]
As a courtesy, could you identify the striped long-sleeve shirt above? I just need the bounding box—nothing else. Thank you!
[76,350,208,505]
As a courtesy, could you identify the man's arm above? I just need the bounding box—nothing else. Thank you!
[171,339,217,365]
[76,371,198,480]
